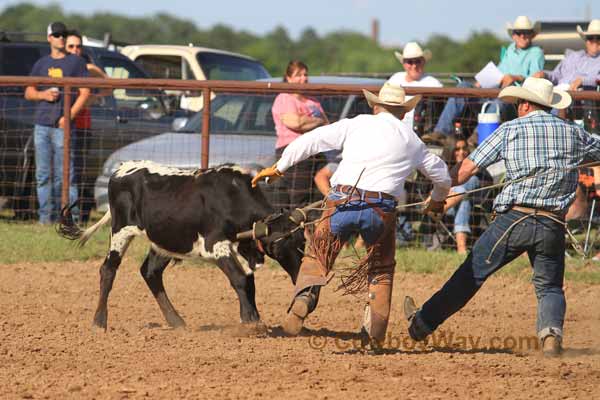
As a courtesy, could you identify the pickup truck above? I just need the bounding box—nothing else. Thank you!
[121,45,270,111]
[0,41,187,220]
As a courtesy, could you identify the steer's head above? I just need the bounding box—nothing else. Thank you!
[237,201,322,284]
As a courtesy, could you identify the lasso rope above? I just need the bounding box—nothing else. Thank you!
[395,159,600,211]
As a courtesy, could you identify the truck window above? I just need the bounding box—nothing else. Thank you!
[214,97,245,127]
[98,55,165,118]
[99,55,148,79]
[180,94,253,133]
[196,53,270,81]
[134,55,194,80]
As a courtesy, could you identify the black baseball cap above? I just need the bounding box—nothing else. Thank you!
[47,22,68,36]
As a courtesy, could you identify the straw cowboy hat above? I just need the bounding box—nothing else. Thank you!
[362,82,421,113]
[577,19,600,40]
[394,42,432,63]
[506,16,540,36]
[498,77,572,109]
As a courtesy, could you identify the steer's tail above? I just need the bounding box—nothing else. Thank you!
[57,201,112,247]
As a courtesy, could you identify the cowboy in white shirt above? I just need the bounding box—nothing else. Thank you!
[252,83,451,350]
[388,42,443,132]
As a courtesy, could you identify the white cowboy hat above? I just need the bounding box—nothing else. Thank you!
[577,19,600,40]
[394,42,432,64]
[362,82,421,112]
[498,77,572,110]
[506,16,540,36]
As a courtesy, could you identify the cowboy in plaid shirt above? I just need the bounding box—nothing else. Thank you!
[405,77,600,357]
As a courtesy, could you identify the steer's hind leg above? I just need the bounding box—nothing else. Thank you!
[216,256,260,323]
[93,226,136,331]
[140,248,186,328]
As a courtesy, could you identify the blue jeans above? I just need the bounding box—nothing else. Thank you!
[446,198,472,234]
[434,81,514,136]
[446,183,473,234]
[328,190,397,245]
[416,209,566,340]
[33,124,78,224]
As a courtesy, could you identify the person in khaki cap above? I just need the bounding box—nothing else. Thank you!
[253,82,451,352]
[535,19,600,90]
[388,42,442,132]
[404,77,600,357]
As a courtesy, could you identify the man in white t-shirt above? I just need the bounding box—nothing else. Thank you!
[387,42,443,132]
[252,83,451,352]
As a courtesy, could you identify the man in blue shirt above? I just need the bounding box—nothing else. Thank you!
[25,22,90,224]
[404,77,600,357]
[434,16,545,136]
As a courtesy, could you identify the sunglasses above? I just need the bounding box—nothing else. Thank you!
[404,58,424,65]
[50,32,66,38]
[586,35,600,41]
[513,30,534,37]
[67,44,82,49]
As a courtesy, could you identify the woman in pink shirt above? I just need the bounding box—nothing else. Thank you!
[271,60,329,208]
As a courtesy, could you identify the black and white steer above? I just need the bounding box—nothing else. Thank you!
[58,160,306,331]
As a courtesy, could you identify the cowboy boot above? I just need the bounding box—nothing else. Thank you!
[282,285,320,335]
[361,209,396,350]
[282,205,341,336]
[404,296,432,342]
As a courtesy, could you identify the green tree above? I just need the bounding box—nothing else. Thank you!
[0,2,511,77]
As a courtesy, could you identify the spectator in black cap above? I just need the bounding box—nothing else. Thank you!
[24,21,90,224]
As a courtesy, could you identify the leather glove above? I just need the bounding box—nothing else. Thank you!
[251,164,283,188]
[422,199,445,222]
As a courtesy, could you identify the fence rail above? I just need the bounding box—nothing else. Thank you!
[1,76,599,252]
[3,76,600,100]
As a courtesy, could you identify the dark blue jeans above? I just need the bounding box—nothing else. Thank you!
[328,191,397,245]
[417,209,566,340]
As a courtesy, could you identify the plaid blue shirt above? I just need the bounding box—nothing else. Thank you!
[470,110,600,213]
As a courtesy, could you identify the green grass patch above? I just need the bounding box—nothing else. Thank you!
[1,221,599,284]
[0,221,146,264]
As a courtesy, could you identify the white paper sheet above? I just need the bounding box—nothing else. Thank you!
[475,62,504,88]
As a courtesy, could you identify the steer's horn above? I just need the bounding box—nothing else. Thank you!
[236,230,254,240]
[236,221,269,241]
[289,200,323,224]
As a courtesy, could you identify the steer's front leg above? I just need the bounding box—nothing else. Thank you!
[216,256,260,323]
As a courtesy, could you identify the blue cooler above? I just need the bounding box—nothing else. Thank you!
[477,102,500,144]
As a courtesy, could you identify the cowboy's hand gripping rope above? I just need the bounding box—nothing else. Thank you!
[421,198,445,222]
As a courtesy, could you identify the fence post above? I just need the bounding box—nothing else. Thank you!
[201,88,211,169]
[61,85,72,209]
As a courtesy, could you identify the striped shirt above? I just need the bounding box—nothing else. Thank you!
[545,49,600,88]
[469,110,600,212]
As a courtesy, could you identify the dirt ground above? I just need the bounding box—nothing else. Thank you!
[1,258,599,400]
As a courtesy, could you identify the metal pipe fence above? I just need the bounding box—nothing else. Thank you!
[1,76,599,251]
